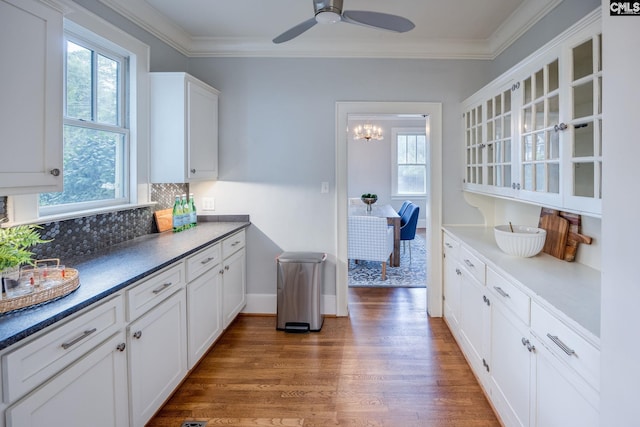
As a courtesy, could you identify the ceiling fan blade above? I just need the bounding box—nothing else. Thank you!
[273,17,318,44]
[342,10,415,33]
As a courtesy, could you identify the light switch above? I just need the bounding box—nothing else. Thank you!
[321,182,329,193]
[202,197,215,211]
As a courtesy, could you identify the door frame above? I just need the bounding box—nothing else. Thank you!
[335,101,443,317]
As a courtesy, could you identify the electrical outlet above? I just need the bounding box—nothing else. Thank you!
[201,197,215,211]
[321,182,329,193]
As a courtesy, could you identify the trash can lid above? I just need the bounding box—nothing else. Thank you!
[277,252,327,263]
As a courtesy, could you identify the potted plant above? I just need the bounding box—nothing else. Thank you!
[0,224,50,291]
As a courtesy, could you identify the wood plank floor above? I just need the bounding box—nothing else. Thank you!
[147,287,500,427]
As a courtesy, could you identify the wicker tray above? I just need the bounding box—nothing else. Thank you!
[0,267,79,315]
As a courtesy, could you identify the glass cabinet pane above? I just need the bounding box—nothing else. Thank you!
[504,90,511,111]
[535,69,544,99]
[535,133,545,161]
[487,99,493,119]
[573,81,594,119]
[495,95,502,115]
[573,39,593,81]
[534,101,545,131]
[524,135,533,161]
[523,107,532,132]
[574,122,594,157]
[524,77,532,104]
[535,164,545,191]
[504,115,511,138]
[548,60,559,92]
[548,163,560,193]
[548,95,559,125]
[574,163,594,197]
[548,130,559,159]
[524,164,533,190]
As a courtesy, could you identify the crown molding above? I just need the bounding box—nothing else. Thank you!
[98,0,561,60]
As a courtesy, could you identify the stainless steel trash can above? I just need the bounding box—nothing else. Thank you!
[276,252,326,332]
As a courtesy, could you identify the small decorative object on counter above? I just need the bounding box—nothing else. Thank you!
[189,193,197,228]
[172,195,183,232]
[181,194,191,230]
[361,193,378,213]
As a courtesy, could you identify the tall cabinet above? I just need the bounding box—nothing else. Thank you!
[150,72,219,183]
[462,11,602,216]
[0,0,63,196]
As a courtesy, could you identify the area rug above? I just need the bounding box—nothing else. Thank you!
[348,230,427,288]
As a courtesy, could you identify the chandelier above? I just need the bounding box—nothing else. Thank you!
[353,123,383,141]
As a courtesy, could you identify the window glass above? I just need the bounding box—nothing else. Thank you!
[40,37,128,212]
[395,131,427,195]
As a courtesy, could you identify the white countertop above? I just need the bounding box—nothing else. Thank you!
[443,225,601,345]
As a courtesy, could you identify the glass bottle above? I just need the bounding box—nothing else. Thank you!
[189,193,197,227]
[181,194,191,229]
[172,195,183,232]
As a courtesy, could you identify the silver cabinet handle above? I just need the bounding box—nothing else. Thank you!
[547,333,576,356]
[116,343,126,352]
[219,269,225,275]
[224,265,230,271]
[554,123,568,132]
[455,268,462,276]
[231,240,241,247]
[61,328,97,349]
[190,168,196,174]
[50,168,60,176]
[493,286,510,298]
[445,243,453,248]
[464,259,474,268]
[152,282,172,294]
[482,295,491,306]
[521,337,535,352]
[200,257,215,265]
[133,331,142,339]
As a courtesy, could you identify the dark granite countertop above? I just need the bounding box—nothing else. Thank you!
[0,220,250,351]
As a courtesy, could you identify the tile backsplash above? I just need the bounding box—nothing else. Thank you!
[4,184,190,266]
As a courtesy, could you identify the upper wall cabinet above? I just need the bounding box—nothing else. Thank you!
[0,0,63,196]
[150,72,219,183]
[462,11,602,217]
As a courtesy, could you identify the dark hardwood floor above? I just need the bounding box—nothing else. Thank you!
[147,287,500,427]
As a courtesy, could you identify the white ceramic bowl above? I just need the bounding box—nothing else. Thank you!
[494,225,547,257]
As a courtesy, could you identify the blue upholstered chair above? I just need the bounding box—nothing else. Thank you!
[398,200,412,220]
[400,204,420,262]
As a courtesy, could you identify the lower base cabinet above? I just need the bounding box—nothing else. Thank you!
[222,247,246,329]
[128,289,187,427]
[5,331,129,427]
[187,267,223,369]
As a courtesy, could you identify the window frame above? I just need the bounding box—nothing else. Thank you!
[391,127,428,197]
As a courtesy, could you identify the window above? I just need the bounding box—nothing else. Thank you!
[392,128,427,195]
[39,35,129,214]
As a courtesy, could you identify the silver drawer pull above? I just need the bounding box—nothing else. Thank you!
[200,257,215,265]
[152,282,172,294]
[445,243,453,248]
[61,328,97,350]
[464,259,475,268]
[494,286,510,298]
[547,333,576,356]
[231,240,241,246]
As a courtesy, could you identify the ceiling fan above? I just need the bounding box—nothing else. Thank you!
[272,0,415,44]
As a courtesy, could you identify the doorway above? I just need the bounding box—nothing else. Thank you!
[335,102,443,317]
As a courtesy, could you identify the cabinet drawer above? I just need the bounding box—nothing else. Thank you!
[186,243,221,282]
[222,230,245,257]
[127,263,184,321]
[531,301,600,389]
[2,295,124,403]
[443,233,460,259]
[487,268,530,325]
[460,246,485,284]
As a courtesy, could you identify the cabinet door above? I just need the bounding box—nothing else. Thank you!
[442,253,461,334]
[0,0,63,195]
[562,29,602,215]
[463,103,485,187]
[222,247,246,329]
[490,300,532,427]
[459,270,490,386]
[187,78,219,180]
[6,332,129,427]
[530,334,599,427]
[128,289,187,427]
[187,267,223,369]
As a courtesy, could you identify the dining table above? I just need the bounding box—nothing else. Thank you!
[349,204,401,267]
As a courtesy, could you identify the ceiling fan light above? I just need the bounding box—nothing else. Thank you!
[316,11,341,24]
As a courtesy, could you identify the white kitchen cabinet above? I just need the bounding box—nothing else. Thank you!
[530,332,599,427]
[221,230,246,329]
[0,0,63,196]
[128,288,187,427]
[442,229,601,427]
[442,234,461,334]
[487,269,533,427]
[5,331,129,427]
[186,243,223,369]
[462,11,601,216]
[150,72,219,183]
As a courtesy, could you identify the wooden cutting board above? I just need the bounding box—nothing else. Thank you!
[540,214,569,259]
[154,209,173,233]
[539,208,593,261]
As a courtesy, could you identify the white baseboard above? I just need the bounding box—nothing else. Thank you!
[243,293,337,316]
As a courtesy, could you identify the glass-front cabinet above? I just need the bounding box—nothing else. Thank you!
[462,12,601,216]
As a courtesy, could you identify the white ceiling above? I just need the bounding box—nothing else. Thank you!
[98,0,562,59]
